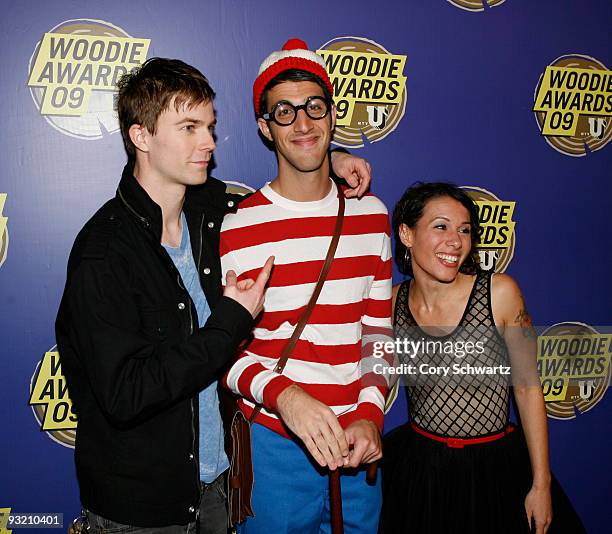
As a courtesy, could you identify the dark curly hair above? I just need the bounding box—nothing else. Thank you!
[392,182,481,277]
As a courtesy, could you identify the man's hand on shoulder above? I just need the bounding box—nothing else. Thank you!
[276,384,349,470]
[344,419,382,468]
[223,256,274,318]
[330,150,372,198]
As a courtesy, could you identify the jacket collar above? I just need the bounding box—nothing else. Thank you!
[116,161,164,241]
[116,161,237,241]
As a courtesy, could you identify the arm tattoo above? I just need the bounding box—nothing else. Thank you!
[515,307,537,339]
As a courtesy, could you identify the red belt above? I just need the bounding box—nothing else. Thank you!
[411,423,514,448]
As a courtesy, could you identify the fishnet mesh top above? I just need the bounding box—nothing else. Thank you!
[395,271,510,437]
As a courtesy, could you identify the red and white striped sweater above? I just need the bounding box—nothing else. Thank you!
[220,181,392,437]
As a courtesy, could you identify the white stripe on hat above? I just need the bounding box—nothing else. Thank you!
[257,48,326,76]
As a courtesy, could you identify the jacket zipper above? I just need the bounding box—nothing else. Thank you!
[192,213,206,515]
[117,186,149,226]
[121,184,205,515]
[177,241,202,517]
[196,213,205,275]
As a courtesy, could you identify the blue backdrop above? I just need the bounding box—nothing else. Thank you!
[1,1,610,532]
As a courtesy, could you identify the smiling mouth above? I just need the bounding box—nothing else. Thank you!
[291,136,319,147]
[435,253,459,265]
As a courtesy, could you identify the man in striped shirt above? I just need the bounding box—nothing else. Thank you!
[221,39,392,533]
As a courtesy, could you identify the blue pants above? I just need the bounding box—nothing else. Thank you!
[238,424,381,534]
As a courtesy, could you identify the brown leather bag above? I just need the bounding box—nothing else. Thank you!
[226,402,255,524]
[226,191,345,527]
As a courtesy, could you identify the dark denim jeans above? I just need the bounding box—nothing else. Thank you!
[85,473,228,534]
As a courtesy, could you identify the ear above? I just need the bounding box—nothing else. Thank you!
[330,103,337,131]
[128,124,150,153]
[398,223,414,248]
[257,117,273,142]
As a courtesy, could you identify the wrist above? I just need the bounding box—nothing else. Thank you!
[329,148,348,181]
[345,418,378,436]
[264,375,296,412]
[275,384,302,411]
[355,418,377,428]
[353,402,384,431]
[532,473,552,490]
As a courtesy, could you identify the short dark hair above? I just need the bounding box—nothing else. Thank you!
[392,182,481,276]
[259,69,332,117]
[115,57,215,157]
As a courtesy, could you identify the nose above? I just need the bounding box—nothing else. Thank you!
[199,128,216,152]
[446,233,461,248]
[293,107,313,133]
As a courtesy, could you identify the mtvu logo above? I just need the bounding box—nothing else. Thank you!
[588,117,606,139]
[578,379,596,401]
[478,250,499,272]
[367,105,388,130]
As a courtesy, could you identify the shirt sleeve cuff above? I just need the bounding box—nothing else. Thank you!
[262,374,295,412]
[344,402,384,432]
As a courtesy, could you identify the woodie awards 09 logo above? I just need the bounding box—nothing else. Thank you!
[317,37,407,148]
[27,19,150,140]
[537,322,611,420]
[533,55,612,157]
[447,0,506,12]
[29,346,77,448]
[462,186,516,273]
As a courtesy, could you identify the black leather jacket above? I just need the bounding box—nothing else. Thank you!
[55,163,253,526]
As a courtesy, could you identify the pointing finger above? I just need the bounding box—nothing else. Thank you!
[254,256,275,290]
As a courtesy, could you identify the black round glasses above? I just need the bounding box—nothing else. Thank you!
[262,96,332,126]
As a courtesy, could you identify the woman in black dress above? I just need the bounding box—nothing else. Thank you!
[380,182,584,534]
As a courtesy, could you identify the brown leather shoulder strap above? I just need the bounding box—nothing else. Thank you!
[274,191,345,374]
[249,189,345,422]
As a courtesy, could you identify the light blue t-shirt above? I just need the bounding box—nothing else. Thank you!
[163,212,229,483]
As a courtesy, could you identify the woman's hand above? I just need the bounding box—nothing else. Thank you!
[525,484,552,534]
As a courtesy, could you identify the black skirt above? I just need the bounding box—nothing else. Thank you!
[379,424,586,534]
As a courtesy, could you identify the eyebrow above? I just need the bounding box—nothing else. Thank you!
[429,215,471,225]
[175,117,217,126]
[272,96,323,107]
